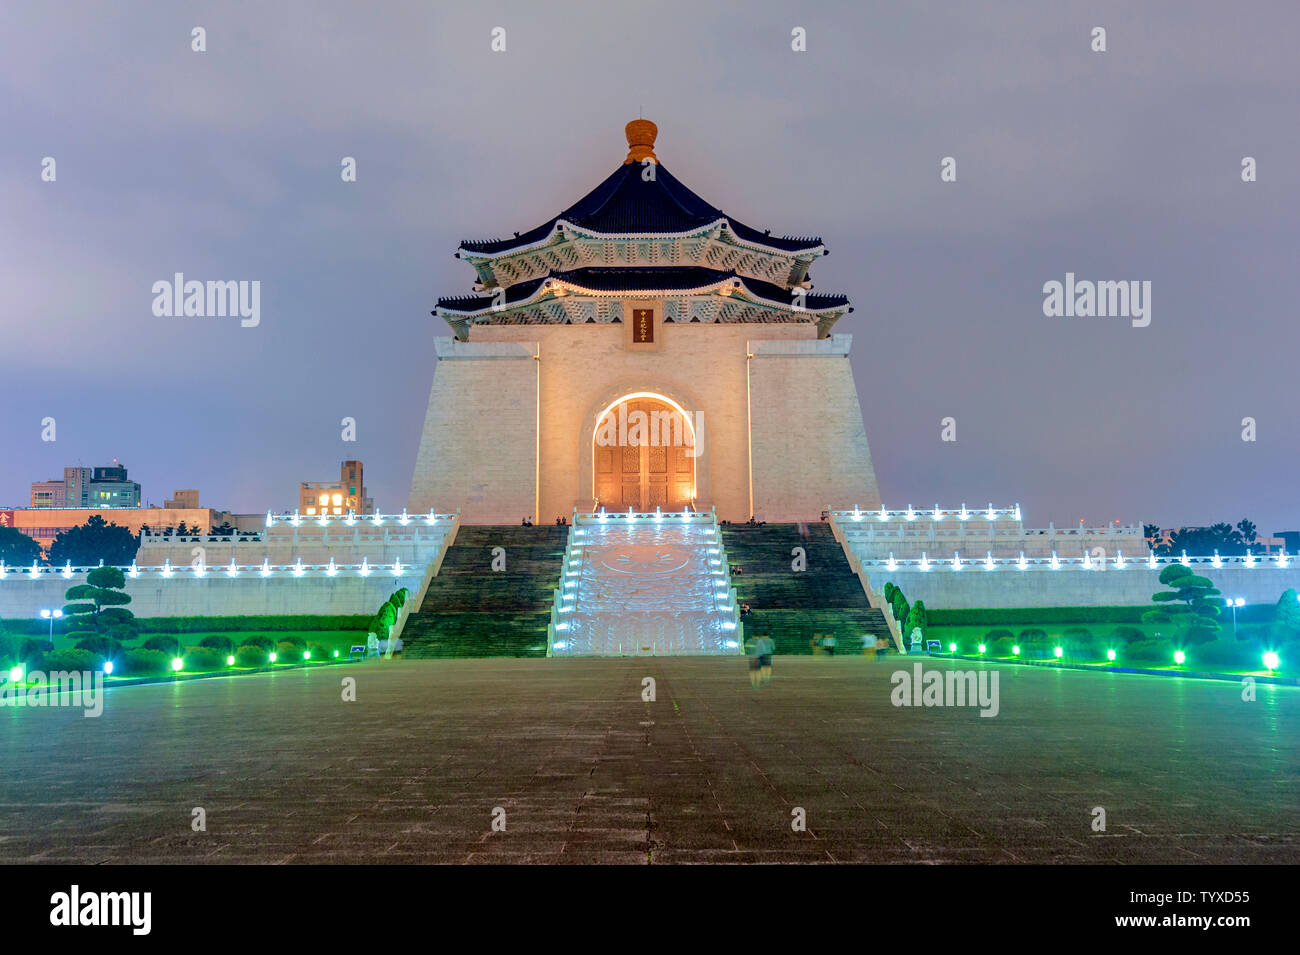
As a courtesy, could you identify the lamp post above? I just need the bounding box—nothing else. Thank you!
[39,608,63,642]
[1230,597,1245,640]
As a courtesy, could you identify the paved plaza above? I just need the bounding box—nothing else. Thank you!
[0,657,1296,864]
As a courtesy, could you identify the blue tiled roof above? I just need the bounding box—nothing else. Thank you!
[435,268,848,314]
[459,163,823,255]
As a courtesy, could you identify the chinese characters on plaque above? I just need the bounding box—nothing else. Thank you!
[632,308,654,343]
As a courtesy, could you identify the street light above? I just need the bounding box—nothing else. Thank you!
[39,608,63,642]
[1230,597,1245,640]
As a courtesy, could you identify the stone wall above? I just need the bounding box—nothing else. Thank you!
[0,571,427,619]
[408,322,879,524]
[749,335,880,520]
[861,564,1300,610]
[408,338,538,524]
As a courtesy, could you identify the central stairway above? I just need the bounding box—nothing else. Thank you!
[719,522,893,654]
[551,515,741,656]
[402,525,567,657]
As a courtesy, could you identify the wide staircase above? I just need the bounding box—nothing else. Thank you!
[401,525,567,658]
[720,522,893,654]
[551,516,740,656]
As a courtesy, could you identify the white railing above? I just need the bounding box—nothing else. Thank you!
[0,558,431,581]
[831,504,1022,524]
[854,549,1292,573]
[573,505,718,527]
[263,509,458,529]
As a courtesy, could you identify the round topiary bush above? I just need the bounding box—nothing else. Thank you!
[235,644,269,667]
[238,634,274,651]
[40,649,101,672]
[1110,626,1146,645]
[73,634,126,660]
[277,634,307,649]
[275,640,300,662]
[1017,628,1048,645]
[989,636,1015,657]
[181,647,227,671]
[1125,639,1172,663]
[306,642,330,661]
[20,638,54,666]
[123,648,173,676]
[984,629,1014,642]
[1190,639,1263,672]
[141,634,182,654]
[197,634,236,653]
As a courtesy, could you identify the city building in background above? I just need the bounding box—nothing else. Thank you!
[164,489,200,509]
[299,460,373,516]
[28,461,139,509]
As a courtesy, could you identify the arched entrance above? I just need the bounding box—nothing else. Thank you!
[593,394,696,511]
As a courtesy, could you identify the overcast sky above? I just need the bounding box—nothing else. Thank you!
[3,1,1297,532]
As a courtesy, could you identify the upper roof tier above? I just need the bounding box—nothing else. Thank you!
[454,120,829,291]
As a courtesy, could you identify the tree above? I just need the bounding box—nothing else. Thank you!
[0,526,42,566]
[1143,524,1163,551]
[47,515,139,567]
[1273,589,1300,641]
[1237,519,1258,547]
[62,566,137,643]
[369,602,398,639]
[904,599,928,637]
[1142,564,1221,645]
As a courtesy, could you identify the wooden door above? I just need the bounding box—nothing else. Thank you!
[594,397,694,511]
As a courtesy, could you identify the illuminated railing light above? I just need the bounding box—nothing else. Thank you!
[878,506,888,522]
[327,558,338,577]
[290,509,301,527]
[392,558,404,576]
[951,552,962,571]
[1016,552,1028,571]
[1276,551,1290,569]
[62,560,74,579]
[399,509,411,526]
[1148,551,1159,570]
[260,558,272,578]
[906,506,916,522]
[227,559,239,578]
[293,558,305,578]
[919,552,930,572]
[886,553,897,573]
[984,552,995,571]
[1049,552,1061,570]
[959,504,969,521]
[161,559,173,579]
[852,506,862,522]
[1115,550,1126,570]
[1244,549,1256,568]
[265,510,275,528]
[1179,551,1190,567]
[1211,550,1223,569]
[345,510,356,526]
[358,558,370,577]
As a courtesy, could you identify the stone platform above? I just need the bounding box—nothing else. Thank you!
[0,657,1295,864]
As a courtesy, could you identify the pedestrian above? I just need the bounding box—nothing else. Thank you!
[759,635,774,683]
[747,636,762,688]
[823,633,836,657]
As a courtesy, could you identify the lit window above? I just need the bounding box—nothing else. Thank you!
[319,493,329,504]
[332,493,342,506]
[306,507,316,515]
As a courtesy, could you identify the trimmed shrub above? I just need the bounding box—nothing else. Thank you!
[276,634,307,649]
[0,634,22,667]
[123,648,173,676]
[1125,639,1173,663]
[275,641,302,662]
[130,615,370,634]
[1016,628,1048,645]
[306,642,330,661]
[1110,626,1146,645]
[984,628,1014,642]
[929,607,1148,626]
[20,638,54,665]
[235,645,269,667]
[180,646,227,670]
[1190,639,1265,672]
[989,636,1015,657]
[141,634,182,654]
[237,634,274,651]
[40,649,101,672]
[197,634,236,653]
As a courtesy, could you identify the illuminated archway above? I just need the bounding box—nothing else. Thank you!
[592,392,697,511]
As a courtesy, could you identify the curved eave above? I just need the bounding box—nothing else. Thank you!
[457,217,825,265]
[434,276,850,321]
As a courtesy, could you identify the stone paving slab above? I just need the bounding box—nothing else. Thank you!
[0,657,1296,864]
